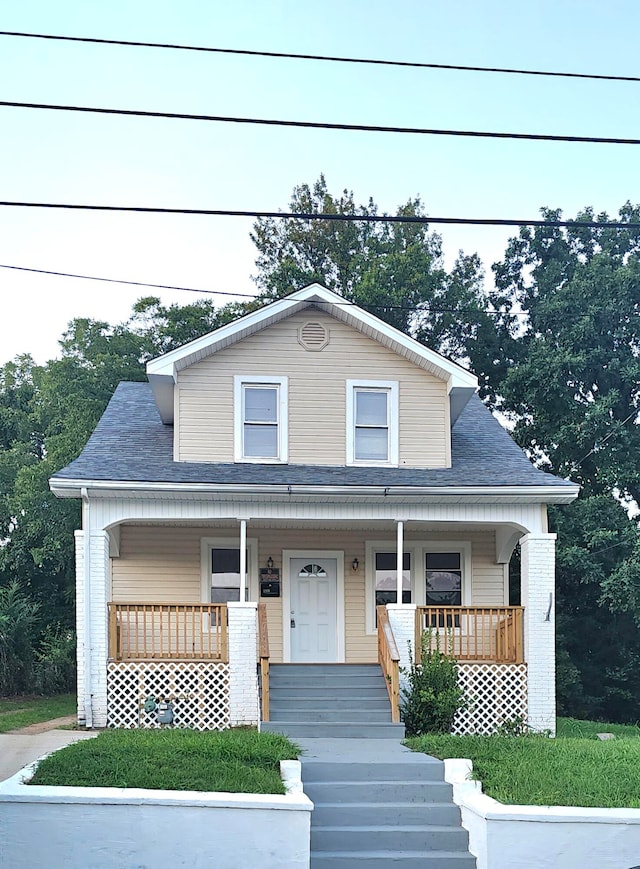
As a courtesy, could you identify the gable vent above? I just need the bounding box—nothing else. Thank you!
[298,321,330,351]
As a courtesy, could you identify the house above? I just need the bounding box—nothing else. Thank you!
[50,284,578,735]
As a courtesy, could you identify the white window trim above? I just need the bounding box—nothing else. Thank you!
[365,540,472,635]
[234,375,288,463]
[346,379,399,466]
[200,536,259,607]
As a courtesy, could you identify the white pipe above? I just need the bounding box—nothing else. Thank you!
[239,519,247,602]
[396,520,404,605]
[81,487,93,729]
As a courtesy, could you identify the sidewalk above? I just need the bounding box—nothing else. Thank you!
[0,728,98,781]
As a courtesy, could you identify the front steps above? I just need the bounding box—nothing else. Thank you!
[261,663,405,739]
[300,741,476,868]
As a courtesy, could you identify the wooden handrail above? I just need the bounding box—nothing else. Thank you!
[257,603,270,722]
[108,602,228,662]
[377,606,400,723]
[415,606,524,664]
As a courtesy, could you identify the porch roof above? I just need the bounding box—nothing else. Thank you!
[50,382,577,497]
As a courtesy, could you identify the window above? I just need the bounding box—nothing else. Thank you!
[210,547,248,604]
[346,380,398,465]
[375,552,412,608]
[234,376,288,462]
[426,552,462,606]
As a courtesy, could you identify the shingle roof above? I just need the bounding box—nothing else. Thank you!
[51,382,575,490]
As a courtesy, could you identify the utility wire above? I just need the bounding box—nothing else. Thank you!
[1,30,638,84]
[573,409,639,468]
[2,99,640,146]
[0,262,531,317]
[1,201,639,229]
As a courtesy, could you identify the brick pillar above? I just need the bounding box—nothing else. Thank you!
[386,604,417,696]
[75,530,110,728]
[227,602,259,727]
[521,533,557,734]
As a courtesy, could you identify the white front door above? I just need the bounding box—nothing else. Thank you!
[290,557,338,662]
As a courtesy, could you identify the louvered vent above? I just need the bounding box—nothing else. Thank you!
[298,321,330,351]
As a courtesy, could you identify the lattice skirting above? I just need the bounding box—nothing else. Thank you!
[452,663,528,735]
[107,662,231,730]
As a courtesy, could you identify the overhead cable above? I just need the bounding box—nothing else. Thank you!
[2,99,640,146]
[0,30,638,84]
[0,201,638,229]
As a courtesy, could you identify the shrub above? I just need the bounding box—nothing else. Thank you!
[34,626,76,695]
[0,581,40,694]
[400,630,465,736]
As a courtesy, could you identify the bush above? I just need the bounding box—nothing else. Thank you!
[400,630,466,736]
[0,581,40,694]
[34,626,76,695]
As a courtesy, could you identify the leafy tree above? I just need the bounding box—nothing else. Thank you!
[251,175,497,373]
[491,204,640,720]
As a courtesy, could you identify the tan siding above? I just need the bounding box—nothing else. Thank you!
[177,310,449,468]
[111,525,505,664]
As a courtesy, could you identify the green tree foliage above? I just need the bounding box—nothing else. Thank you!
[490,204,640,720]
[251,175,497,374]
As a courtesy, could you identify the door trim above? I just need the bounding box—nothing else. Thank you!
[282,549,345,663]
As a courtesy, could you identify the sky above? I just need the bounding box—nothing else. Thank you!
[1,0,640,365]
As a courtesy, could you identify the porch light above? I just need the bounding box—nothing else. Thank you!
[352,558,359,572]
[266,556,274,572]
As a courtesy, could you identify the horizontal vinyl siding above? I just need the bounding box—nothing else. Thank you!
[177,310,449,468]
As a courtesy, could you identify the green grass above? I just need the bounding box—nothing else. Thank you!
[29,728,300,794]
[406,718,640,808]
[0,694,76,733]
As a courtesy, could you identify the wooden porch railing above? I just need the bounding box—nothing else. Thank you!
[415,606,524,664]
[258,602,270,722]
[108,602,228,662]
[377,605,400,723]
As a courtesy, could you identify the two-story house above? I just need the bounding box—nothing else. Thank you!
[50,284,578,735]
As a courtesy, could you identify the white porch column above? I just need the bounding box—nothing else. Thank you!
[521,533,557,734]
[74,528,110,728]
[396,520,404,604]
[227,602,259,726]
[386,603,417,698]
[239,519,247,602]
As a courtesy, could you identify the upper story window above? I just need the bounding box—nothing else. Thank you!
[234,376,288,463]
[346,380,399,465]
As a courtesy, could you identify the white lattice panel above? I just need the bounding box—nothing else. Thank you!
[107,662,230,730]
[452,663,527,735]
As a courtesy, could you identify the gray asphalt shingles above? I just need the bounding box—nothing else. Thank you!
[51,381,572,489]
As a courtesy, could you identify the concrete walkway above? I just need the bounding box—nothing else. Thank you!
[0,729,98,781]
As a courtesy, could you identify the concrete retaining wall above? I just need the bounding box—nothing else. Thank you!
[445,758,640,869]
[0,759,312,869]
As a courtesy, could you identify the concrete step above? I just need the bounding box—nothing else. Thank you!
[270,696,390,708]
[301,760,444,783]
[272,665,380,673]
[310,850,477,868]
[311,801,462,827]
[303,780,453,804]
[261,721,405,739]
[269,708,392,723]
[269,687,390,699]
[311,825,470,852]
[269,675,387,687]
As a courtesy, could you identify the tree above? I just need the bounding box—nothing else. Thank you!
[251,175,497,370]
[490,203,640,720]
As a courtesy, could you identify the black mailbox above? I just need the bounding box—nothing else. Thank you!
[260,568,280,597]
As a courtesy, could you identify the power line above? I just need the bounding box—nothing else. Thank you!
[3,99,640,146]
[1,30,639,84]
[0,262,531,318]
[1,201,639,229]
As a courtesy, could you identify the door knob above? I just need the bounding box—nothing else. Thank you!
[290,618,296,628]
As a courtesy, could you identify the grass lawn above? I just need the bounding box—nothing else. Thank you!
[0,694,76,733]
[29,728,300,794]
[406,717,640,808]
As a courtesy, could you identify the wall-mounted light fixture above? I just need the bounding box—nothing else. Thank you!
[352,558,359,572]
[266,556,274,572]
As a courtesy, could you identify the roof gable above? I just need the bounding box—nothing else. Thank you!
[146,284,478,424]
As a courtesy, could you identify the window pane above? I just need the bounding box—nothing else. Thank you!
[356,390,387,425]
[426,552,462,606]
[244,387,277,422]
[375,552,411,605]
[211,548,247,603]
[375,552,411,571]
[355,427,388,461]
[244,424,278,457]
